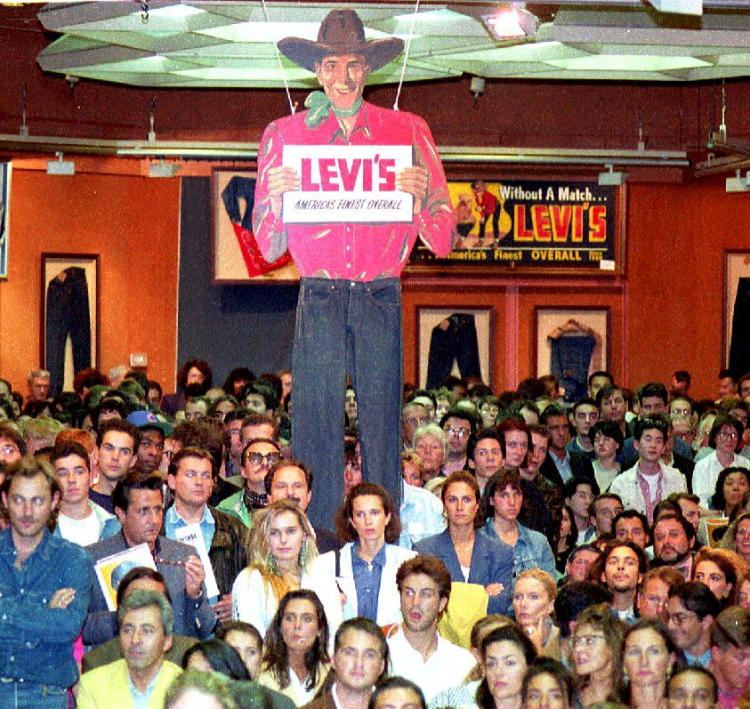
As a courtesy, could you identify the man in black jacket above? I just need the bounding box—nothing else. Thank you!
[165,447,249,625]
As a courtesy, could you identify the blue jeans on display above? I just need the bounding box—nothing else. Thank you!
[292,278,403,529]
[729,277,750,380]
[426,313,482,390]
[550,335,595,404]
[45,267,91,396]
[0,681,68,709]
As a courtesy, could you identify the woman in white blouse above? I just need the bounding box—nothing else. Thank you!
[311,482,415,626]
[231,499,342,641]
[693,414,750,509]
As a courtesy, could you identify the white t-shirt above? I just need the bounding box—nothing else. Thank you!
[387,627,476,702]
[57,510,104,546]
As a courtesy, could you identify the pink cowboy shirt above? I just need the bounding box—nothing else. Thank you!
[252,100,454,281]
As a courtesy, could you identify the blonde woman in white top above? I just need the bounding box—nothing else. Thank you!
[232,499,342,642]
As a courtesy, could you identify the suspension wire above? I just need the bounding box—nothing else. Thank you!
[393,0,421,110]
[260,0,296,114]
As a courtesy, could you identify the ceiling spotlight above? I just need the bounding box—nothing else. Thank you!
[482,4,539,40]
[598,164,627,186]
[470,76,485,107]
[47,151,75,176]
[148,160,180,178]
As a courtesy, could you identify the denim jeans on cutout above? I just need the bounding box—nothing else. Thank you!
[291,278,403,530]
[0,681,68,709]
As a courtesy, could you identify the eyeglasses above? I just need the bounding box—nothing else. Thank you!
[405,417,429,427]
[667,611,696,627]
[719,430,739,440]
[246,451,281,466]
[0,444,19,456]
[445,426,469,438]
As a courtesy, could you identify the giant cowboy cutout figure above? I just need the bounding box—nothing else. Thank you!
[253,9,453,528]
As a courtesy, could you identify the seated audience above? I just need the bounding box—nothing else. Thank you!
[621,619,678,709]
[84,471,216,646]
[232,499,341,638]
[77,589,182,708]
[522,657,575,709]
[314,482,415,625]
[666,581,720,670]
[304,617,388,709]
[258,589,331,706]
[414,471,513,614]
[571,603,627,706]
[481,467,557,582]
[512,569,559,659]
[474,624,537,709]
[385,555,475,702]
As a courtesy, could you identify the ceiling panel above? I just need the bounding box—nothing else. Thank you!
[34,1,750,87]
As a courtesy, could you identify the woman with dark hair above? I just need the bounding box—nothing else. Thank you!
[414,471,513,615]
[313,482,415,626]
[259,589,331,706]
[572,603,626,707]
[522,657,574,708]
[553,505,577,573]
[183,639,251,680]
[475,624,537,709]
[711,466,750,518]
[693,414,750,509]
[621,619,678,708]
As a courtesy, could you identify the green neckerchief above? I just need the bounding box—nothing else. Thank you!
[305,90,363,128]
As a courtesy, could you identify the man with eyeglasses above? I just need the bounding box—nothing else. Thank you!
[439,408,477,476]
[218,438,281,527]
[165,447,248,625]
[666,581,720,670]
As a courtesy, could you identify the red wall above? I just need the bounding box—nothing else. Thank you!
[0,161,180,393]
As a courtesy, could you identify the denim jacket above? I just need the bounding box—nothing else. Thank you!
[0,527,92,687]
[483,519,558,581]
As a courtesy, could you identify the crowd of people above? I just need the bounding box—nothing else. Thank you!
[2,361,750,708]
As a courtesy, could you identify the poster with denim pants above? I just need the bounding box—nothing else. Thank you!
[426,313,482,389]
[292,278,403,529]
[550,334,595,403]
[45,267,92,396]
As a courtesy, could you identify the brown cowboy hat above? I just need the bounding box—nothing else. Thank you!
[277,9,404,73]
